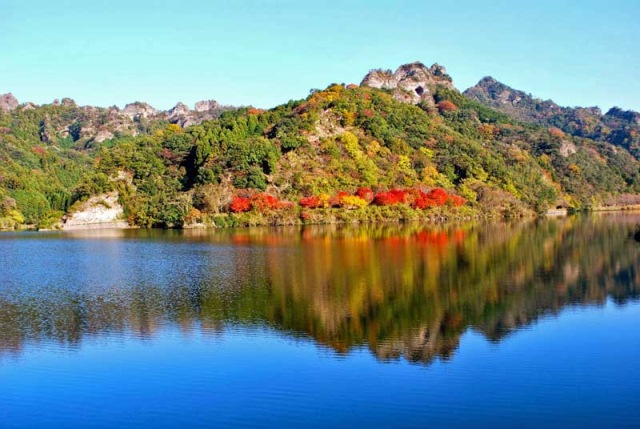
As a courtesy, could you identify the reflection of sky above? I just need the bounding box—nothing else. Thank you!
[1,301,639,428]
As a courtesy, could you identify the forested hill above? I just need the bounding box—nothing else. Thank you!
[464,77,640,158]
[1,62,639,230]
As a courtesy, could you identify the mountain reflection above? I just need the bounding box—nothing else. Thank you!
[1,214,639,364]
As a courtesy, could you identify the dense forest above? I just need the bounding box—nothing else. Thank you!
[1,62,639,230]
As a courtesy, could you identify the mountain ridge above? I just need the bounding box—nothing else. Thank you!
[463,77,640,157]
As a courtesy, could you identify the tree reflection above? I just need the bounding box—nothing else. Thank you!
[1,214,639,364]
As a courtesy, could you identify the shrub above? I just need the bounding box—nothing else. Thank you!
[548,127,565,138]
[229,196,251,213]
[339,195,368,209]
[409,189,434,209]
[299,196,321,209]
[448,194,466,207]
[250,193,280,211]
[437,100,457,113]
[373,189,406,206]
[427,188,449,206]
[330,191,350,208]
[355,187,374,203]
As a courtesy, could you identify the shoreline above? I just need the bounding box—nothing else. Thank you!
[4,204,640,233]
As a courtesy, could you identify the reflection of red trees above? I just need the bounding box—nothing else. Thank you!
[415,230,449,247]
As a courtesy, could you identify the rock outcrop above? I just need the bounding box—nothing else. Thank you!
[361,62,454,105]
[122,102,158,120]
[62,192,129,230]
[0,93,19,112]
[0,95,237,147]
[194,99,221,112]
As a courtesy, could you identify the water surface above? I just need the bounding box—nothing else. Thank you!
[1,215,639,427]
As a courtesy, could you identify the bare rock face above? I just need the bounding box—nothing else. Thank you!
[94,129,115,143]
[62,192,129,230]
[361,62,455,105]
[122,102,158,120]
[194,100,221,112]
[168,102,190,118]
[0,93,19,112]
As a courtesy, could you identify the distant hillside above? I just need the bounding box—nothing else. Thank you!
[464,77,640,157]
[1,62,640,230]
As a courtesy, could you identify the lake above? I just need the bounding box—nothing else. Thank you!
[1,215,639,428]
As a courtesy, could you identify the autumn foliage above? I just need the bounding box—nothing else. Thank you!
[299,196,322,209]
[373,189,407,206]
[448,194,466,207]
[247,107,265,115]
[355,187,374,203]
[295,187,465,213]
[437,100,457,113]
[230,193,293,213]
[230,196,251,213]
[427,188,448,206]
[548,127,565,138]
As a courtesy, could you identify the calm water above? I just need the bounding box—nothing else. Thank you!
[1,215,640,428]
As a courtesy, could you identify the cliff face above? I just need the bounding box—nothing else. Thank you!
[361,62,454,105]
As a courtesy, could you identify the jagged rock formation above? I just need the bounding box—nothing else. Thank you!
[167,100,233,127]
[0,93,19,112]
[1,96,237,147]
[122,102,158,120]
[464,77,640,157]
[361,62,454,105]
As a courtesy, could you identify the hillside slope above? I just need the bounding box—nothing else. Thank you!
[464,77,640,158]
[1,62,639,229]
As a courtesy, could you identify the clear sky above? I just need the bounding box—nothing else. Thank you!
[2,0,638,111]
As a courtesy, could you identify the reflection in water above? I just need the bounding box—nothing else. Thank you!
[0,214,639,364]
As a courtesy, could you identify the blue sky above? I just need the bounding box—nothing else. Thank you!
[2,0,638,111]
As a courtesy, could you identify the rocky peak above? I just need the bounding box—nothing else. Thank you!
[464,76,532,107]
[122,102,157,120]
[61,97,76,107]
[0,93,19,112]
[464,77,564,122]
[361,62,455,105]
[168,102,191,118]
[194,99,221,112]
